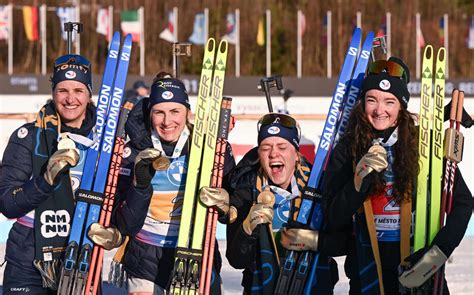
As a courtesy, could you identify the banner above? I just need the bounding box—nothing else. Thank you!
[188,12,205,45]
[23,6,39,41]
[468,17,474,49]
[222,12,237,44]
[96,8,110,41]
[121,10,140,42]
[256,15,265,46]
[0,5,10,41]
[159,9,176,43]
[56,7,76,41]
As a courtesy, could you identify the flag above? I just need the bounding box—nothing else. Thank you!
[417,27,425,48]
[439,17,445,46]
[222,12,237,44]
[376,16,387,38]
[321,14,328,45]
[23,6,39,41]
[467,17,474,49]
[96,8,110,41]
[56,7,76,41]
[121,10,140,42]
[0,5,10,41]
[188,12,205,45]
[298,11,306,37]
[256,15,265,46]
[160,10,176,43]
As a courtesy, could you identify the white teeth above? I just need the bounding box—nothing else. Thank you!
[270,162,283,167]
[65,105,77,110]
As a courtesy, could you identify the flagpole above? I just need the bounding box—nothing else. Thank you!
[7,3,12,74]
[108,5,113,45]
[204,8,209,42]
[75,1,80,54]
[444,13,449,78]
[356,11,362,28]
[266,9,271,76]
[139,6,145,76]
[173,6,178,42]
[327,10,332,78]
[416,12,421,80]
[386,12,391,58]
[297,10,302,78]
[41,4,47,75]
[236,9,240,77]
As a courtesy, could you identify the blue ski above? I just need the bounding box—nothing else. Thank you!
[275,28,364,295]
[301,31,374,295]
[58,33,132,295]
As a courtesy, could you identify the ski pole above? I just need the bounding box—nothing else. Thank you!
[172,42,192,78]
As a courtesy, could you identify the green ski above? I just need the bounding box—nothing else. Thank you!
[428,48,446,243]
[414,45,433,251]
[171,38,228,295]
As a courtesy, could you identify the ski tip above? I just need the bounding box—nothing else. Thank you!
[112,31,120,41]
[436,47,446,63]
[218,39,228,54]
[206,38,216,52]
[124,34,133,44]
[423,45,434,60]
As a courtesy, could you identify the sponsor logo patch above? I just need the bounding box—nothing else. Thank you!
[17,127,28,139]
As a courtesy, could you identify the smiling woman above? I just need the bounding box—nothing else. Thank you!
[0,53,97,293]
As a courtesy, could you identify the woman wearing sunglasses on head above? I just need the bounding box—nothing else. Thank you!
[87,72,235,294]
[0,55,95,294]
[322,57,472,294]
[206,113,346,294]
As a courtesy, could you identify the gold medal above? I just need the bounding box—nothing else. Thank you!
[57,137,76,150]
[152,156,171,171]
[257,190,275,206]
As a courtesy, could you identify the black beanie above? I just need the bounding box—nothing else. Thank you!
[362,56,410,108]
[51,54,92,96]
[148,78,190,110]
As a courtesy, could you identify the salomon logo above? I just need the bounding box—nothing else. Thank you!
[40,210,70,238]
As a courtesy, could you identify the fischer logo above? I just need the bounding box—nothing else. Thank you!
[40,210,70,238]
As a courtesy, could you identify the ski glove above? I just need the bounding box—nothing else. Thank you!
[280,228,319,251]
[354,143,388,192]
[242,199,274,236]
[199,187,229,216]
[88,223,123,251]
[398,245,447,288]
[44,148,79,186]
[133,148,162,189]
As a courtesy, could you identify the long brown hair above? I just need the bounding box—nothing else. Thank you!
[344,100,419,202]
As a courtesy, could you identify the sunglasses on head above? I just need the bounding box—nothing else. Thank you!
[368,60,407,83]
[54,54,91,71]
[257,113,301,138]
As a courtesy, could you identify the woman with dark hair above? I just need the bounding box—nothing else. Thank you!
[322,57,472,294]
